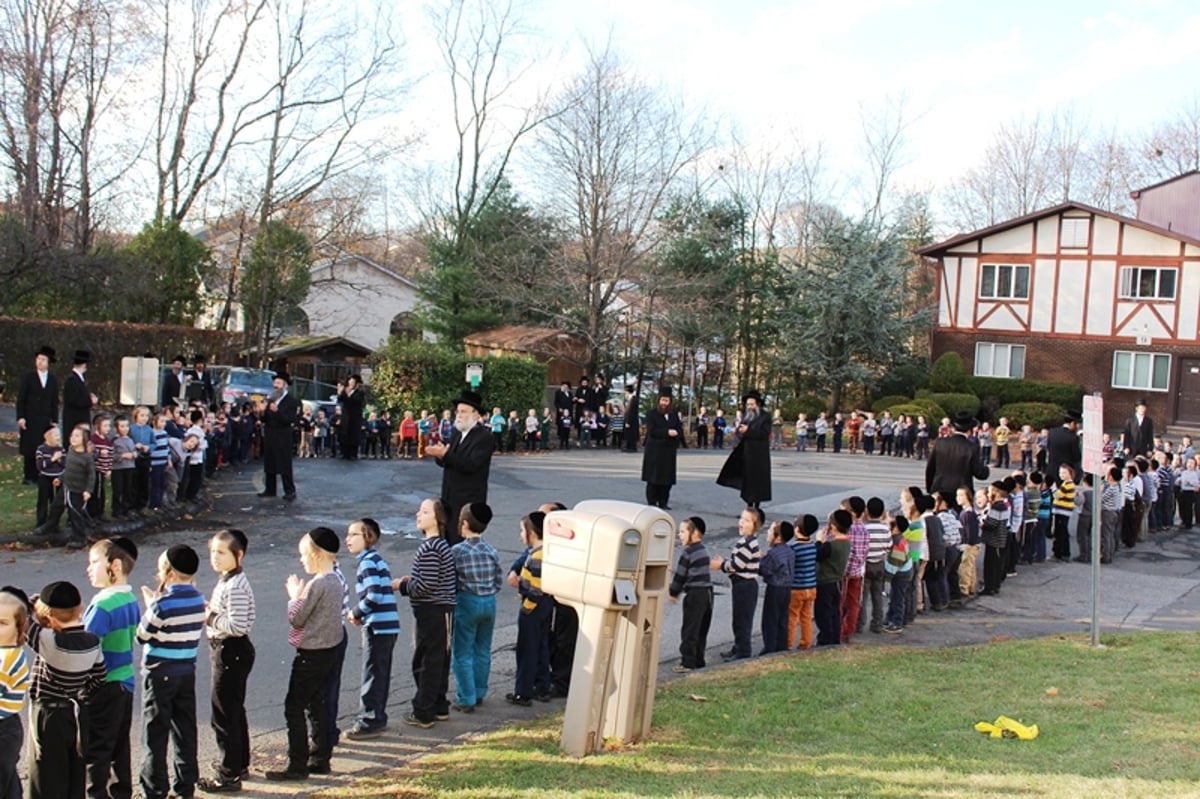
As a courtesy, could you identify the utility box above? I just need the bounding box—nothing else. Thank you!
[542,501,675,757]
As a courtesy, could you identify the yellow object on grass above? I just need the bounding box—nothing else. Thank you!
[974,715,1039,740]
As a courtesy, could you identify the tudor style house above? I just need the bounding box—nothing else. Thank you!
[919,173,1200,431]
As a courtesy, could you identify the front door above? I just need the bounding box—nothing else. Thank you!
[1178,358,1200,424]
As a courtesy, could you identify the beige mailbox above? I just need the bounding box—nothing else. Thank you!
[542,501,675,757]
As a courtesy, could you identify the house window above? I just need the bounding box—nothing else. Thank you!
[1112,351,1170,392]
[1119,266,1177,300]
[974,342,1025,379]
[1061,217,1090,249]
[979,264,1030,300]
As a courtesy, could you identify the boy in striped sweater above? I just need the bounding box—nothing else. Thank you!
[136,546,205,799]
[712,507,763,661]
[345,518,400,738]
[506,512,551,706]
[148,412,171,510]
[668,516,712,673]
[199,530,256,793]
[28,580,107,799]
[83,537,141,799]
[0,587,32,799]
[787,514,819,649]
[395,499,457,725]
[1052,465,1077,561]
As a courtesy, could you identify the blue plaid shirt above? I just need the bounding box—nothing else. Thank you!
[451,537,504,597]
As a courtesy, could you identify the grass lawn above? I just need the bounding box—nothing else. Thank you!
[328,632,1200,799]
[0,437,37,535]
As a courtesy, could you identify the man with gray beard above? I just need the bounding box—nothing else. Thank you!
[717,390,773,508]
[425,390,492,545]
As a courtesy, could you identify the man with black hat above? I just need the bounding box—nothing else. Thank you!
[185,353,215,409]
[1047,410,1083,483]
[641,386,685,509]
[259,371,299,501]
[16,345,59,484]
[425,390,492,545]
[1120,398,1154,459]
[161,355,186,410]
[925,411,991,495]
[336,375,366,460]
[716,390,773,508]
[623,380,640,452]
[62,349,97,438]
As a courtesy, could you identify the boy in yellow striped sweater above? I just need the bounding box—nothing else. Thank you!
[1052,464,1077,562]
[0,587,32,799]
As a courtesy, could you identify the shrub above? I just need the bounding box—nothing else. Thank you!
[875,361,930,398]
[968,377,1084,409]
[995,402,1066,432]
[872,394,911,413]
[368,337,546,416]
[885,400,946,422]
[930,352,968,392]
[927,392,981,418]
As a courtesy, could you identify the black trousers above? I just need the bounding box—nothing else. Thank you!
[729,577,757,658]
[0,714,21,799]
[140,671,197,799]
[284,647,336,772]
[111,468,135,516]
[983,544,1005,593]
[514,600,552,699]
[645,482,672,509]
[210,637,255,780]
[133,457,150,510]
[814,581,843,645]
[317,629,347,749]
[679,587,713,668]
[549,601,578,693]
[760,584,791,654]
[1052,514,1071,559]
[36,475,64,527]
[86,681,134,799]
[411,604,453,722]
[31,699,88,799]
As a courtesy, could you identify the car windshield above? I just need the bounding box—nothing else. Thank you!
[227,369,275,390]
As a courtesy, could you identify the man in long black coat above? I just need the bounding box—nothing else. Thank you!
[338,375,366,460]
[16,345,59,484]
[926,411,991,495]
[185,353,216,409]
[623,382,640,452]
[717,390,773,507]
[258,371,298,500]
[1047,410,1083,483]
[641,387,684,509]
[61,350,96,438]
[1120,399,1154,458]
[425,390,493,546]
[161,354,186,409]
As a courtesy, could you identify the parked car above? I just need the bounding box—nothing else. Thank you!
[218,367,277,407]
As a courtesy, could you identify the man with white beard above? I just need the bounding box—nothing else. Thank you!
[717,390,773,508]
[425,390,493,546]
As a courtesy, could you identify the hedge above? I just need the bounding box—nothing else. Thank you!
[927,392,981,418]
[885,400,946,422]
[968,377,1084,410]
[368,337,546,416]
[0,316,239,404]
[871,394,911,413]
[995,402,1066,432]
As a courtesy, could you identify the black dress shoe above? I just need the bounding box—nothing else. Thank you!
[282,493,297,502]
[256,491,276,498]
[264,767,308,781]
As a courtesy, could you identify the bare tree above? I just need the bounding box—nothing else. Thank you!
[1140,95,1200,182]
[531,46,710,372]
[859,94,912,230]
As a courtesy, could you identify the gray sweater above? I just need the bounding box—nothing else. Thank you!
[62,448,95,493]
[288,571,345,650]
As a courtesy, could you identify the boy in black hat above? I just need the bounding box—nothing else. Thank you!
[28,580,107,799]
[136,545,205,799]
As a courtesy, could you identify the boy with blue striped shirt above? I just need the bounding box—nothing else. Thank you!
[345,518,399,738]
[787,514,819,649]
[136,545,204,799]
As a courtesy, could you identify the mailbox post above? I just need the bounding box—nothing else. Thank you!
[541,501,675,757]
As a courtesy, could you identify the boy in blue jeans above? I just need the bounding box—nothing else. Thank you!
[345,518,400,738]
[450,503,503,711]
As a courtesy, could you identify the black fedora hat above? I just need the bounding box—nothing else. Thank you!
[35,345,56,363]
[1064,409,1083,424]
[742,389,764,405]
[274,370,292,385]
[451,390,486,415]
[951,410,976,431]
[72,350,91,365]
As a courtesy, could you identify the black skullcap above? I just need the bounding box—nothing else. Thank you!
[800,514,820,537]
[43,421,57,434]
[40,580,81,609]
[528,511,546,536]
[467,502,493,528]
[1002,477,1017,494]
[109,536,138,562]
[894,516,909,534]
[166,544,199,575]
[831,509,853,532]
[309,527,339,554]
[0,586,31,612]
[226,529,248,553]
[685,516,706,536]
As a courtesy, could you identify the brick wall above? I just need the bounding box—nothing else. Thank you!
[933,330,1200,430]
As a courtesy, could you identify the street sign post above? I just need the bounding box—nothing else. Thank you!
[1083,393,1104,648]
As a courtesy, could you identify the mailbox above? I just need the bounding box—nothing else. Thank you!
[543,501,675,757]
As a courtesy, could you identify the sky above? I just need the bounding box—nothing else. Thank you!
[401,0,1200,220]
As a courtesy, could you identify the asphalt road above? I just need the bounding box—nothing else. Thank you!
[3,440,1200,798]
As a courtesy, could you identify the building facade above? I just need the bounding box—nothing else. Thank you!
[920,193,1200,431]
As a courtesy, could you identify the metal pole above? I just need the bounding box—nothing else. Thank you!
[1090,391,1102,649]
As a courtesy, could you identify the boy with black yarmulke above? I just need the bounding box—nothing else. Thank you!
[668,516,712,673]
[28,580,107,799]
[136,545,205,799]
